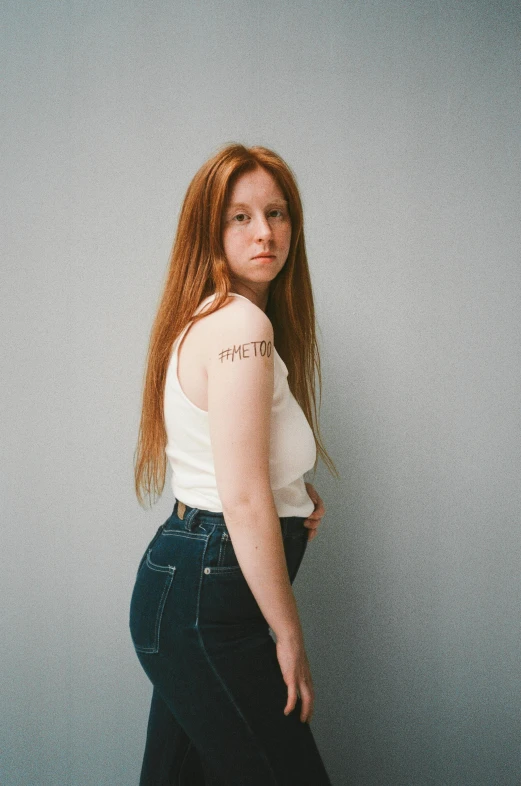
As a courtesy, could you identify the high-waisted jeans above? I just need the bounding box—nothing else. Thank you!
[129,499,332,785]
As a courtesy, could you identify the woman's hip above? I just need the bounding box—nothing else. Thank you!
[129,500,309,655]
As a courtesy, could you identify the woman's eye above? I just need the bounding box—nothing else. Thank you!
[230,209,285,223]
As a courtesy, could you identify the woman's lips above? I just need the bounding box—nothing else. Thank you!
[253,254,275,261]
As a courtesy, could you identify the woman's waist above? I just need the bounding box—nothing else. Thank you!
[172,498,308,537]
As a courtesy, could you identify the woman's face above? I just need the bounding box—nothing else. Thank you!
[221,166,291,293]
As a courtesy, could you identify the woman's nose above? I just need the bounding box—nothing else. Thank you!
[253,215,272,241]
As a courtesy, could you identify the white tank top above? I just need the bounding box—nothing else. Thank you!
[163,292,316,517]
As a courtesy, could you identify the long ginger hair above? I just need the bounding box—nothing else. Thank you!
[134,142,339,508]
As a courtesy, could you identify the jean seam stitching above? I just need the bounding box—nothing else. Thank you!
[178,739,193,786]
[185,506,199,531]
[163,531,207,541]
[194,534,278,784]
[134,557,176,654]
[218,531,228,567]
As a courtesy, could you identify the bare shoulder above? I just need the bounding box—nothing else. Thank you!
[203,294,272,329]
[201,296,274,365]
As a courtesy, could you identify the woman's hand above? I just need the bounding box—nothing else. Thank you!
[303,482,326,542]
[276,632,315,723]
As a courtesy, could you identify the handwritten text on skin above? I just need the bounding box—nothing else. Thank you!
[219,341,272,363]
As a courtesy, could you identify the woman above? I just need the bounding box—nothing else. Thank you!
[130,143,338,785]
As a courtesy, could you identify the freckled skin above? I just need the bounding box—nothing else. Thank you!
[221,166,292,309]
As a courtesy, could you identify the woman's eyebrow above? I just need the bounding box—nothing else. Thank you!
[227,199,288,210]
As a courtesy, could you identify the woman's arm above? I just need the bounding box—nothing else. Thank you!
[206,298,304,644]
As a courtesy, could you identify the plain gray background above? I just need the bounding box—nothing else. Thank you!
[2,1,520,784]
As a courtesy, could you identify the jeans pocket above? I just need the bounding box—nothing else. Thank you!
[129,549,177,654]
[135,524,165,577]
[200,528,243,575]
[214,530,242,573]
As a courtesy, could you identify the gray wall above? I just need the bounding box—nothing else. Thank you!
[2,1,520,784]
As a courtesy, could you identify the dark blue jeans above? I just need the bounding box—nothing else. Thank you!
[129,499,332,785]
